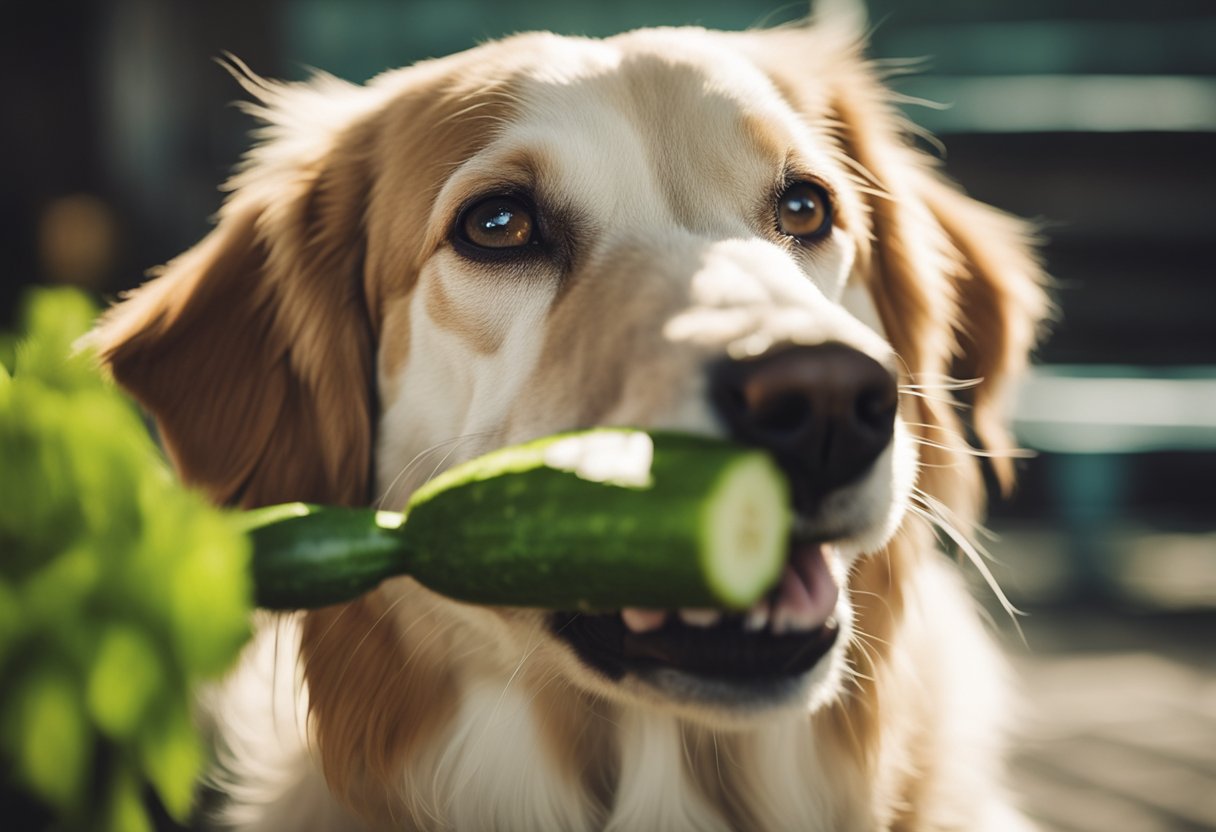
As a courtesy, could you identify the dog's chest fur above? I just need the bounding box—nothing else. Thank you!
[209,552,1016,832]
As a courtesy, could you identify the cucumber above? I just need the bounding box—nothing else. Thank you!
[242,504,407,610]
[246,429,791,611]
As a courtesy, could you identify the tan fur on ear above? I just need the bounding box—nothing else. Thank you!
[820,52,1046,506]
[88,49,542,509]
[915,173,1049,492]
[86,49,539,812]
[88,111,377,508]
[845,125,1047,500]
[742,24,1047,506]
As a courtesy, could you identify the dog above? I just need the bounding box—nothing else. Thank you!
[90,11,1046,831]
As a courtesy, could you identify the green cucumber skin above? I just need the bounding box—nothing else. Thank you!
[247,506,404,609]
[247,431,789,611]
[402,468,713,610]
[401,432,782,611]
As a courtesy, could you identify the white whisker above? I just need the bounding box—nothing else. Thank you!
[906,500,1024,641]
[899,389,971,411]
[900,374,984,392]
[376,431,496,510]
[909,435,1034,460]
[912,486,1000,545]
[418,435,482,491]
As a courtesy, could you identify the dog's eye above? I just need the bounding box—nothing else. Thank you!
[776,182,833,242]
[457,195,536,251]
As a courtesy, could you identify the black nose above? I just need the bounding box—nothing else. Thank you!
[710,344,898,497]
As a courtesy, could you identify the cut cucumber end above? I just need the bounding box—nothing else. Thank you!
[699,453,791,609]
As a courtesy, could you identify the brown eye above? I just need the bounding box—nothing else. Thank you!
[776,181,833,241]
[458,195,536,251]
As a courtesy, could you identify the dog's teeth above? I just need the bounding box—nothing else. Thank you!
[769,608,817,634]
[621,608,666,633]
[678,609,721,628]
[787,611,820,632]
[743,602,769,632]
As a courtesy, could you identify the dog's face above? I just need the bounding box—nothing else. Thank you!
[370,29,915,718]
[92,21,1044,788]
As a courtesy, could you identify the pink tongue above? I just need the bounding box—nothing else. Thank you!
[772,543,840,633]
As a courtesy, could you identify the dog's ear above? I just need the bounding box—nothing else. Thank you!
[739,22,1048,498]
[913,172,1048,487]
[87,75,378,507]
[826,70,1047,493]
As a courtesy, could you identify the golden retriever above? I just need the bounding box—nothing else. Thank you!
[90,13,1046,832]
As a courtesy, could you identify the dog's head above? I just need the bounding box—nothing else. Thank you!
[90,20,1044,798]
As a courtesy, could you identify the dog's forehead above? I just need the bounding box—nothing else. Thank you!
[453,30,838,233]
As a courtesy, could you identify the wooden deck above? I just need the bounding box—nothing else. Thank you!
[998,608,1216,831]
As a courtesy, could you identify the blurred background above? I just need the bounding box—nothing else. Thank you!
[2,0,1213,829]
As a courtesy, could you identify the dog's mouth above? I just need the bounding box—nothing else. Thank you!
[552,540,841,687]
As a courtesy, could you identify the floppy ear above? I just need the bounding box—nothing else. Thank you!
[736,23,1047,505]
[87,77,379,508]
[915,172,1048,480]
[819,44,1048,498]
[89,57,529,812]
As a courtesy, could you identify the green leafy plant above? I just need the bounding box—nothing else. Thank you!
[0,288,252,831]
